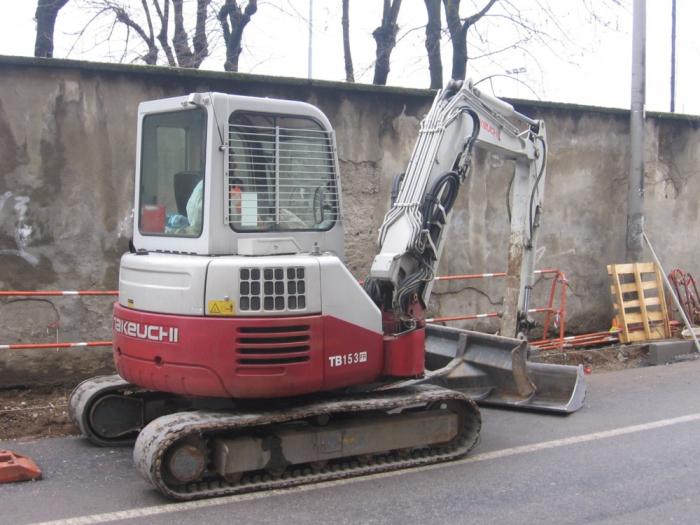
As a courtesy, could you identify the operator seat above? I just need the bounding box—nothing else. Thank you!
[174,171,203,216]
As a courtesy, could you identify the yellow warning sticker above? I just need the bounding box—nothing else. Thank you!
[208,300,235,316]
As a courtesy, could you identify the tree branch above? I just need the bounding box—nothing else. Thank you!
[152,0,176,66]
[463,0,497,27]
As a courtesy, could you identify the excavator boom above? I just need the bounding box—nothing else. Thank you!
[367,79,546,337]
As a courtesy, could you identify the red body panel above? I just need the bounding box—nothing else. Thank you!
[112,303,385,398]
[382,328,425,377]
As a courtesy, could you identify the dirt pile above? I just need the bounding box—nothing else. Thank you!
[532,344,649,372]
[0,386,76,441]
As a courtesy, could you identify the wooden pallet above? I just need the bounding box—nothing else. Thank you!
[608,262,671,343]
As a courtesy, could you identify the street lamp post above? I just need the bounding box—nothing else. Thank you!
[505,67,526,97]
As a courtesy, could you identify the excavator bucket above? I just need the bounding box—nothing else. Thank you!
[424,324,586,413]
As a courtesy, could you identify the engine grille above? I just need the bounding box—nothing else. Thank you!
[239,267,306,312]
[235,324,311,365]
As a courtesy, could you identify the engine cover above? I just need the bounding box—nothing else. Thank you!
[112,304,384,398]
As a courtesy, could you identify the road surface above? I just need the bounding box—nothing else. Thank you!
[3,359,700,525]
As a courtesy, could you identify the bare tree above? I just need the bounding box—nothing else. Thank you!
[152,0,176,65]
[172,0,210,68]
[415,0,624,92]
[443,0,497,81]
[75,0,212,68]
[218,0,257,72]
[423,0,442,89]
[95,0,160,64]
[342,0,354,82]
[35,0,70,58]
[372,0,401,85]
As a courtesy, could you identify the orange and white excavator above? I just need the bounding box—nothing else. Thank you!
[70,80,585,500]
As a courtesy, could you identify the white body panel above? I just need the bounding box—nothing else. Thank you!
[119,253,209,316]
[319,256,382,334]
[119,252,381,334]
[205,255,322,317]
[237,237,302,256]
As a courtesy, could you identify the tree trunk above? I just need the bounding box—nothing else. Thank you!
[443,0,497,80]
[342,0,354,82]
[34,0,69,58]
[192,0,210,68]
[424,0,442,89]
[443,0,465,80]
[172,0,195,67]
[153,0,176,66]
[219,0,257,72]
[164,0,208,68]
[450,25,468,81]
[372,0,402,85]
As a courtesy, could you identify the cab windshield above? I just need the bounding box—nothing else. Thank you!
[226,112,338,232]
[139,108,207,237]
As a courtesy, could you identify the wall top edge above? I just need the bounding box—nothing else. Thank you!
[1,54,699,123]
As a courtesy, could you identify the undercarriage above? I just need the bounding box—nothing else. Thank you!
[133,386,479,500]
[70,379,480,501]
[70,325,584,500]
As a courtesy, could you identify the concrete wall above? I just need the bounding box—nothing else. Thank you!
[1,56,699,387]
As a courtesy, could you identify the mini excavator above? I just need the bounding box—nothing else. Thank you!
[70,80,585,500]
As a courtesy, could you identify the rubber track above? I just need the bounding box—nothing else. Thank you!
[69,375,142,447]
[134,385,481,500]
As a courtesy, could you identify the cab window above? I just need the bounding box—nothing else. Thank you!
[139,108,207,237]
[226,112,338,232]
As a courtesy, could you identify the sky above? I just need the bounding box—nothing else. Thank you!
[0,0,698,115]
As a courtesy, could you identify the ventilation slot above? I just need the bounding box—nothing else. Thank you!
[238,356,310,365]
[238,345,310,355]
[235,324,312,366]
[239,267,307,312]
[238,336,309,344]
[238,325,309,334]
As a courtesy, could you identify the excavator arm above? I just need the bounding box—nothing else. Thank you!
[363,80,584,414]
[366,79,547,337]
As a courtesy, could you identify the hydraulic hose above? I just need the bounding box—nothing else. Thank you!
[390,172,405,206]
[527,136,547,246]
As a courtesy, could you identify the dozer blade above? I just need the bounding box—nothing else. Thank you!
[423,324,586,413]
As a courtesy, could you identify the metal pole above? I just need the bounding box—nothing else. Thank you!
[670,0,677,112]
[627,0,646,262]
[307,0,313,79]
[643,231,700,353]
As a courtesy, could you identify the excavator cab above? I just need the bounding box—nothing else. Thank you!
[117,92,386,400]
[133,92,344,256]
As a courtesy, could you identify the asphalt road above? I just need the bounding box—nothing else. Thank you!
[3,359,700,525]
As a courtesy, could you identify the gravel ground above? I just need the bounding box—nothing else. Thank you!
[0,385,76,441]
